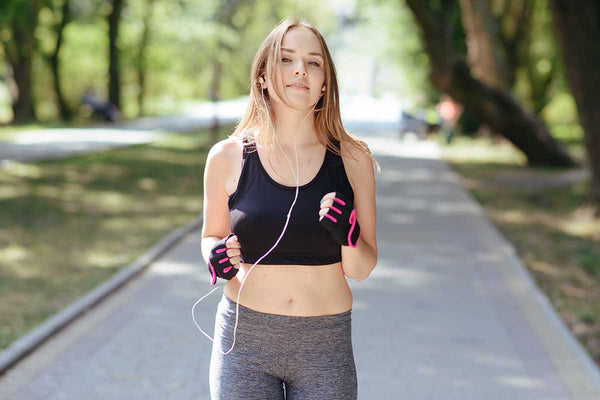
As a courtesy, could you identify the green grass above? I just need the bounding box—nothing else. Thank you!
[436,132,600,367]
[0,124,234,350]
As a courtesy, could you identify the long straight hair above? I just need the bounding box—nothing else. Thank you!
[230,17,380,172]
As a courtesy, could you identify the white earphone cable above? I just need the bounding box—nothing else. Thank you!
[192,85,323,355]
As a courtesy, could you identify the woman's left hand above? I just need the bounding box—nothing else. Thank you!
[318,191,361,248]
[318,191,336,220]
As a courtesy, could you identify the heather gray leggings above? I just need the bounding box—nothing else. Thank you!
[209,294,357,400]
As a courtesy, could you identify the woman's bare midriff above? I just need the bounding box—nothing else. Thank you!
[223,261,353,316]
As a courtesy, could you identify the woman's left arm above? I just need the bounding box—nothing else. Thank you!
[319,140,378,281]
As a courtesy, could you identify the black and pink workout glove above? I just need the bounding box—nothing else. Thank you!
[208,233,238,285]
[319,192,361,248]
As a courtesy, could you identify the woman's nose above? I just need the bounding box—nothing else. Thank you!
[293,61,307,77]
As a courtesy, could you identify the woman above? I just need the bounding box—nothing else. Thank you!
[200,17,378,399]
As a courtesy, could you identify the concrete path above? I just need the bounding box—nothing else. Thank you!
[1,132,600,399]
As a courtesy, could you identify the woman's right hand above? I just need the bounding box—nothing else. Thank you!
[208,234,243,285]
[224,234,243,269]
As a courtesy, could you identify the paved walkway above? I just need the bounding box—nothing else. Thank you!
[1,132,600,399]
[0,98,248,166]
[0,95,401,166]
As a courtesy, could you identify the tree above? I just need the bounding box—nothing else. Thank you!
[209,0,256,143]
[0,0,45,123]
[457,0,558,117]
[459,0,513,89]
[135,0,156,116]
[108,0,124,110]
[549,0,600,209]
[44,0,73,120]
[404,0,575,167]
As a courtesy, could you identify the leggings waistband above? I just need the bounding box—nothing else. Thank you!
[218,294,352,330]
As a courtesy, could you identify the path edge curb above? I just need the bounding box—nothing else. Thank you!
[0,216,203,376]
[492,219,600,392]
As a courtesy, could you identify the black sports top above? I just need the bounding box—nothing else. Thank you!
[228,137,354,265]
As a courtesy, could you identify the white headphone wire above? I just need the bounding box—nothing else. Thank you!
[192,87,323,355]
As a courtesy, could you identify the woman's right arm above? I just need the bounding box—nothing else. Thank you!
[201,140,242,269]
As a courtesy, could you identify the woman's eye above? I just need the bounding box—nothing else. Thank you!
[281,58,320,67]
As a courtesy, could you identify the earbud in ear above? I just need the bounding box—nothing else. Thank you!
[258,76,267,89]
[321,86,326,91]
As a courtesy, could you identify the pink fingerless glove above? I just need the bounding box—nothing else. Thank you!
[208,233,238,285]
[319,192,361,248]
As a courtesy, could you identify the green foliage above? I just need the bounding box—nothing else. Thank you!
[0,0,574,127]
[1,0,340,121]
[579,248,600,276]
[541,92,584,143]
[542,92,578,126]
[356,0,433,106]
[0,0,41,26]
[0,82,10,123]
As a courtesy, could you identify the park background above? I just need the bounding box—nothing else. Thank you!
[0,0,599,373]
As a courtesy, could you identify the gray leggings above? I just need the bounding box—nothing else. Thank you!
[209,294,357,400]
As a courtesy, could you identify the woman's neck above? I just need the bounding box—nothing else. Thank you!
[268,103,319,149]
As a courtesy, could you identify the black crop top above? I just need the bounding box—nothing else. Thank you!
[228,138,354,265]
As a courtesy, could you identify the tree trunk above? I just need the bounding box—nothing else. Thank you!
[447,61,574,166]
[50,0,73,121]
[210,1,228,144]
[549,0,600,207]
[210,59,222,144]
[136,0,155,117]
[405,0,575,167]
[108,0,124,111]
[460,0,554,116]
[4,2,43,123]
[458,0,510,89]
[9,43,35,123]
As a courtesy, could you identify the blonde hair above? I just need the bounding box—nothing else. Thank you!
[230,16,380,174]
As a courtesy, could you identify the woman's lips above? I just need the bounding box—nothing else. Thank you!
[287,85,309,91]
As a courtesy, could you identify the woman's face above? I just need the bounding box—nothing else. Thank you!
[267,27,326,110]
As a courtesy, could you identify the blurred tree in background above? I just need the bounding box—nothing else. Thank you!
[549,0,600,209]
[0,0,598,208]
[0,0,44,123]
[134,0,155,116]
[402,0,600,209]
[0,0,330,123]
[404,0,575,167]
[38,0,73,121]
[107,0,124,111]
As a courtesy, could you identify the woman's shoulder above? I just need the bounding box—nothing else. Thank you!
[338,136,374,189]
[205,137,246,188]
[207,136,245,165]
[206,137,248,196]
[339,137,372,168]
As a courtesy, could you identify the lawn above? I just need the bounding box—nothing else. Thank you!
[0,124,233,350]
